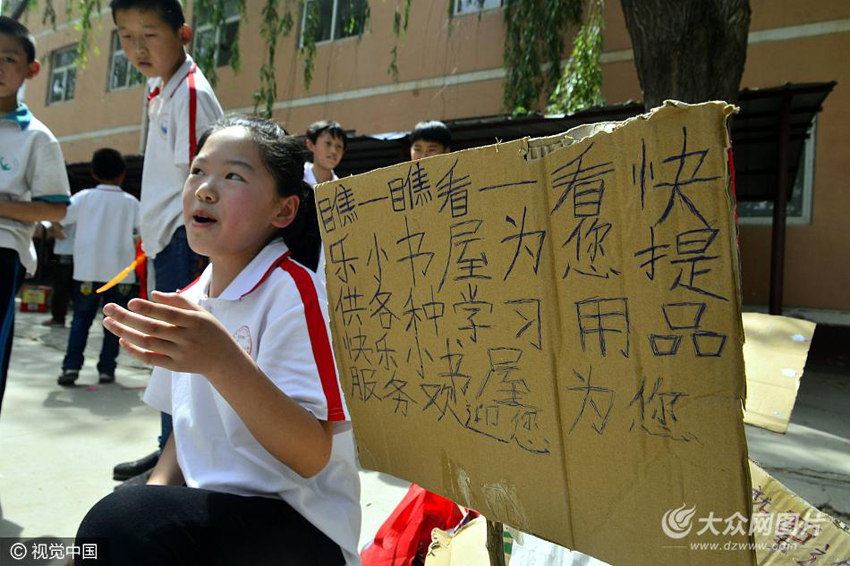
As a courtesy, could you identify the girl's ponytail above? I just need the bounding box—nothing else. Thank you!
[281,180,322,272]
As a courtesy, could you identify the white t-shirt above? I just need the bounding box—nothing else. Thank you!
[52,222,75,256]
[0,104,70,275]
[141,55,222,259]
[62,185,140,283]
[303,161,338,282]
[144,239,361,565]
[303,161,338,187]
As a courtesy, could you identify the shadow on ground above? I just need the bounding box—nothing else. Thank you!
[42,384,146,417]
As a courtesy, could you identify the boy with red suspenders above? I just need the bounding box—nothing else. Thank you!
[110,0,223,483]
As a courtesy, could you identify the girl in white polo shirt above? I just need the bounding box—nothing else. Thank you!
[74,116,360,566]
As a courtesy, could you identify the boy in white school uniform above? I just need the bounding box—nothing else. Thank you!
[0,16,70,417]
[110,0,223,480]
[42,216,76,327]
[303,120,346,281]
[304,120,346,187]
[57,149,140,386]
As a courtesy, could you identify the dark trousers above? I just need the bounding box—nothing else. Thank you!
[152,227,206,450]
[62,281,133,376]
[0,248,25,418]
[50,255,74,323]
[76,485,344,566]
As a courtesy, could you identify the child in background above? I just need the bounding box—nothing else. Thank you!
[0,16,70,417]
[75,116,360,565]
[56,149,139,386]
[42,220,75,327]
[110,0,224,482]
[409,120,452,161]
[303,120,346,281]
[303,119,346,187]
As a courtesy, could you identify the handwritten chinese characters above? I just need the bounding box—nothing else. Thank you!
[319,102,751,566]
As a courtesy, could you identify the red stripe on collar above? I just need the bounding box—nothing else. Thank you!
[177,274,202,294]
[168,63,198,100]
[147,62,196,103]
[239,251,292,299]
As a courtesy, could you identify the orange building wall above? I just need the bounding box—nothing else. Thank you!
[19,0,850,311]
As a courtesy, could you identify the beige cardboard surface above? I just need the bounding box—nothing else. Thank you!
[419,461,850,566]
[742,313,816,433]
[318,102,753,565]
[424,516,491,566]
[750,461,850,564]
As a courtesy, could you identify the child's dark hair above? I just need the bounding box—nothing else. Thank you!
[0,16,36,63]
[410,120,451,148]
[196,116,322,272]
[91,148,126,181]
[306,120,347,149]
[110,0,186,31]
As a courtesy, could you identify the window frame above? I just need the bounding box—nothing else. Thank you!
[47,44,78,105]
[107,30,144,92]
[299,0,368,48]
[192,1,242,68]
[453,0,504,16]
[737,118,816,226]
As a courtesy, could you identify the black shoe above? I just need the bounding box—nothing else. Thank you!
[113,451,158,481]
[114,469,153,491]
[98,372,115,384]
[41,319,65,327]
[57,369,79,386]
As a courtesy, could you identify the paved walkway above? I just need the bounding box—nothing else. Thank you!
[0,306,409,552]
[1,305,847,563]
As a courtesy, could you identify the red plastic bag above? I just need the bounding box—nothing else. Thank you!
[361,484,469,566]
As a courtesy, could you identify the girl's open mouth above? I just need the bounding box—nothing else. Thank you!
[192,212,217,224]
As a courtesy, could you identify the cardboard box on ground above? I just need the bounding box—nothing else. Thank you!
[741,313,816,433]
[749,460,850,565]
[317,101,754,565]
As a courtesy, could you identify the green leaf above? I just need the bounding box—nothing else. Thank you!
[502,0,586,113]
[548,0,605,114]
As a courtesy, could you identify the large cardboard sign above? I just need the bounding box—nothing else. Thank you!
[318,102,754,565]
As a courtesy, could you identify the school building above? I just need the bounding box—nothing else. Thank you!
[20,0,850,318]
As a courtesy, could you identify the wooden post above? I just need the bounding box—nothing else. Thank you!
[769,94,792,315]
[487,519,507,566]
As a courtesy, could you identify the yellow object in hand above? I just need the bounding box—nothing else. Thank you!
[96,253,146,294]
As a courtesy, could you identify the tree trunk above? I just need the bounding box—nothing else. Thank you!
[11,0,29,21]
[620,0,751,110]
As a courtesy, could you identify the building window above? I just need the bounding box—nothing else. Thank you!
[737,118,816,226]
[193,0,241,67]
[454,0,503,15]
[48,46,77,104]
[300,0,369,46]
[108,31,144,91]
